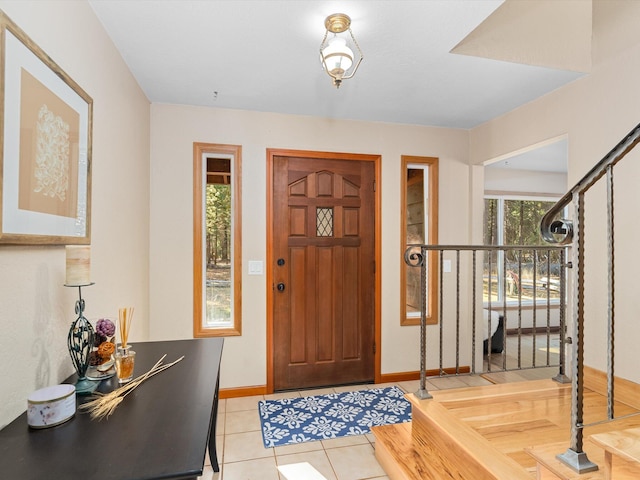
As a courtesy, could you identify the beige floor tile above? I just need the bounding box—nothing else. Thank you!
[226,394,264,412]
[217,398,226,413]
[325,444,386,480]
[482,370,531,384]
[198,465,221,480]
[321,434,369,450]
[426,376,469,390]
[274,439,324,456]
[367,383,397,390]
[226,409,261,434]
[459,375,493,387]
[223,457,280,480]
[397,380,420,393]
[215,411,225,435]
[365,433,375,444]
[277,450,337,480]
[423,379,440,391]
[400,379,436,392]
[224,430,273,463]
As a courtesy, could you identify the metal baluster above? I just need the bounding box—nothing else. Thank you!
[557,192,598,473]
[502,251,508,371]
[487,250,493,372]
[455,249,461,375]
[606,165,615,420]
[413,246,431,399]
[546,252,551,366]
[472,250,477,374]
[518,249,523,369]
[532,249,537,368]
[404,247,431,399]
[554,248,570,384]
[439,250,444,376]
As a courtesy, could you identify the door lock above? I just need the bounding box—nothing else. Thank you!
[276,283,286,292]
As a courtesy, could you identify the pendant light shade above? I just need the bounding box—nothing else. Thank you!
[319,13,363,88]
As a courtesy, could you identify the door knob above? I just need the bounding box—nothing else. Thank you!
[277,283,285,292]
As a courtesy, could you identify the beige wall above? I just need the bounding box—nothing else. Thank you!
[0,1,150,427]
[149,105,471,389]
[6,0,640,430]
[470,1,640,383]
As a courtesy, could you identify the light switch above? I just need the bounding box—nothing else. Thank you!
[248,260,263,275]
[443,260,452,273]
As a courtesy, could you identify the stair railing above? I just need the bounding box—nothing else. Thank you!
[540,121,640,473]
[405,244,568,401]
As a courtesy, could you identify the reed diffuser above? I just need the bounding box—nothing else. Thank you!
[115,307,135,383]
[118,307,134,348]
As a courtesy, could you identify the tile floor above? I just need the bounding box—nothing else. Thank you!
[198,334,562,480]
[196,378,491,480]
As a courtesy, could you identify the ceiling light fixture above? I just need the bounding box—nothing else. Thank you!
[319,13,363,89]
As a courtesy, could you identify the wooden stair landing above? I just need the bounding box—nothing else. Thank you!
[372,379,640,480]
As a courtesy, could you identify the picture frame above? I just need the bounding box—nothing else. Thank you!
[0,11,92,245]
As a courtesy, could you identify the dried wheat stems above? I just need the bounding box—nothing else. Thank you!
[79,354,184,420]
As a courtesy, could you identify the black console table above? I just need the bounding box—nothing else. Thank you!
[0,338,223,479]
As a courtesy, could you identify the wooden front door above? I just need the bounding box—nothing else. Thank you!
[272,153,375,391]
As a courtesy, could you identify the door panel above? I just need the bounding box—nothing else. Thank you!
[273,155,375,390]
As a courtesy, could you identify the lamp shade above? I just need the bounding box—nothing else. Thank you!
[321,36,354,76]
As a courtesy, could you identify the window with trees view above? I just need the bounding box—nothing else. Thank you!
[193,143,241,337]
[206,159,232,327]
[483,196,562,304]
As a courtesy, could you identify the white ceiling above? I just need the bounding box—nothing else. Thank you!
[88,0,588,130]
[485,138,568,173]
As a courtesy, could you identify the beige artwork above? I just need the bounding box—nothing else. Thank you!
[19,68,79,218]
[35,103,69,201]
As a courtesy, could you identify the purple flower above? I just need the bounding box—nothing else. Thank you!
[96,318,115,337]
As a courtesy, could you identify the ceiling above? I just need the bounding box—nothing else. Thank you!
[485,138,568,173]
[88,0,590,130]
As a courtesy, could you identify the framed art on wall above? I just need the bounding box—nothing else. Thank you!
[0,11,92,244]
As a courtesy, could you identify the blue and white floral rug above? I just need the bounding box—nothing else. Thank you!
[258,386,411,448]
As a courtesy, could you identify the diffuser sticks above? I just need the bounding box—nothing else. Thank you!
[118,307,134,348]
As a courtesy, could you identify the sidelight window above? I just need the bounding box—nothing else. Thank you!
[401,156,439,326]
[193,143,242,337]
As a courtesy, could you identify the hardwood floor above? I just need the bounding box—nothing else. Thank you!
[374,377,640,479]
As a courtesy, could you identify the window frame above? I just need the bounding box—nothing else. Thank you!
[400,155,439,326]
[193,143,242,337]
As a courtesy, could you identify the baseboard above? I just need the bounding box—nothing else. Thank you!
[222,366,471,399]
[219,385,268,399]
[379,371,420,383]
[584,365,640,410]
[380,366,471,384]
